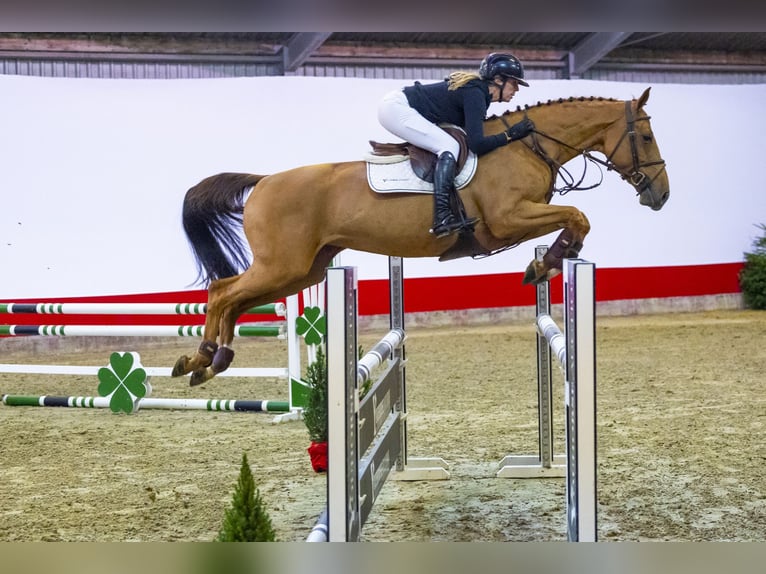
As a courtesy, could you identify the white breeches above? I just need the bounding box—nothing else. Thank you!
[377,89,460,158]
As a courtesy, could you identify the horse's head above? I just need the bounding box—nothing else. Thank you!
[603,87,670,211]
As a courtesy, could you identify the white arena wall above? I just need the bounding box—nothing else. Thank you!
[1,74,763,321]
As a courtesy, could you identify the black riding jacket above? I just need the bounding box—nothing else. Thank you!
[403,78,507,156]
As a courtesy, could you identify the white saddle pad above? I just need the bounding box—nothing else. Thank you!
[365,152,478,194]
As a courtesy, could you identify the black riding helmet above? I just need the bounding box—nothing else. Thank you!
[479,53,529,87]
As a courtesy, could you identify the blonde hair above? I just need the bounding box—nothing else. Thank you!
[447,71,483,90]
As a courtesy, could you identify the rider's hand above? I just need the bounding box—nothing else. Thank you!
[505,118,535,142]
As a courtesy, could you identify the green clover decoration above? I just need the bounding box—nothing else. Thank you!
[295,306,326,346]
[97,352,149,414]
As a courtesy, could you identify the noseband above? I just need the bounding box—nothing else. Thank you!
[522,100,667,197]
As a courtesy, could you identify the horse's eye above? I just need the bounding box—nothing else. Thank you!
[642,134,653,144]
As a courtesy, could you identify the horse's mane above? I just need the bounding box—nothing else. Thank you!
[487,96,620,122]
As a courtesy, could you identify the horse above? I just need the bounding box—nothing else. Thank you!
[173,87,669,386]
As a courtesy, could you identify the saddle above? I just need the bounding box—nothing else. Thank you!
[368,125,489,262]
[368,125,470,183]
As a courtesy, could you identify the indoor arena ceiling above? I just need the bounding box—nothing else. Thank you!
[1,32,764,77]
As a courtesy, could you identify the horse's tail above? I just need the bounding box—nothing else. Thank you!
[182,172,267,285]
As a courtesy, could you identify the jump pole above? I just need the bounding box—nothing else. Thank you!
[0,302,286,316]
[0,324,284,337]
[0,364,286,378]
[1,394,289,413]
[316,257,448,543]
[0,295,307,420]
[497,246,597,542]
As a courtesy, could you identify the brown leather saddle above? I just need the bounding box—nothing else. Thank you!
[368,125,470,183]
[368,125,489,262]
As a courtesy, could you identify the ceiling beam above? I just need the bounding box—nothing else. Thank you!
[282,32,332,72]
[0,33,282,56]
[567,32,632,76]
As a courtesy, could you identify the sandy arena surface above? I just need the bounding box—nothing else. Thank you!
[0,309,764,542]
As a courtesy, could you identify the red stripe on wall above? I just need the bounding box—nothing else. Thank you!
[0,262,743,326]
[596,263,743,301]
[357,262,744,315]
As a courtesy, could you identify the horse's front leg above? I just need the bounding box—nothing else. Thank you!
[486,199,590,285]
[523,226,586,284]
[519,206,590,285]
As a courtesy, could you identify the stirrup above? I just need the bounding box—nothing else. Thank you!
[460,216,479,232]
[430,216,474,238]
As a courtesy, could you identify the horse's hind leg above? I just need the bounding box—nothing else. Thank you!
[178,245,342,386]
[187,277,258,387]
[171,275,238,379]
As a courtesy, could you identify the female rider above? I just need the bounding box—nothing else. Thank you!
[378,52,535,237]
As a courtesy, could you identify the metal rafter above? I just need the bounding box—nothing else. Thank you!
[567,32,632,77]
[282,32,332,72]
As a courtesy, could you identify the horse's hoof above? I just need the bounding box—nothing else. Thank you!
[171,356,190,377]
[212,346,235,373]
[522,260,546,285]
[189,367,213,387]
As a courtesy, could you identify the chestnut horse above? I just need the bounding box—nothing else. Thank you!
[174,87,669,386]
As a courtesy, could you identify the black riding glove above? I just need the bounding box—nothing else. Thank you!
[505,118,535,142]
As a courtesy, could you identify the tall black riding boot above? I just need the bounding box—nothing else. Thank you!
[430,151,466,238]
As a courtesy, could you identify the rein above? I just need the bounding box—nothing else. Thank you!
[507,100,667,197]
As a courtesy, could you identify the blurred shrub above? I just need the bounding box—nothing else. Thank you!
[739,223,766,309]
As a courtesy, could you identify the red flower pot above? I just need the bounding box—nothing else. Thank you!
[307,441,328,473]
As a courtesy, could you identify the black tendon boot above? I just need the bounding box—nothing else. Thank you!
[430,151,470,238]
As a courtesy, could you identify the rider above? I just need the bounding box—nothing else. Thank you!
[378,52,535,238]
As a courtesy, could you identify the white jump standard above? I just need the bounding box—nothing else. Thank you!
[497,246,598,542]
[313,257,448,542]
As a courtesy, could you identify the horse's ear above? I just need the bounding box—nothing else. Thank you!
[637,87,651,109]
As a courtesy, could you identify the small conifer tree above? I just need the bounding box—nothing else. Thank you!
[303,344,369,444]
[739,223,766,310]
[302,345,328,443]
[217,452,275,541]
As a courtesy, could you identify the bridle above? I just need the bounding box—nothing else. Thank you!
[514,100,667,198]
[603,101,667,192]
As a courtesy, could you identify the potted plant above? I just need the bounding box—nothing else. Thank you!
[302,345,328,472]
